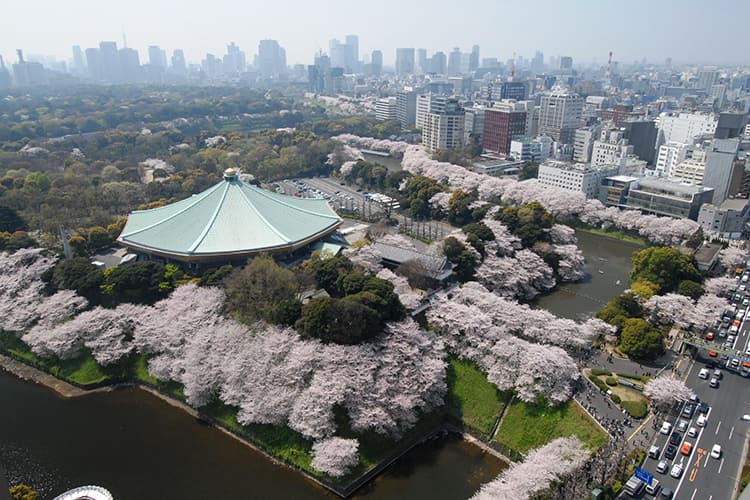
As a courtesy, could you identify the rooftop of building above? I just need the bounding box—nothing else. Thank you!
[117,168,343,261]
[719,198,750,211]
[633,177,714,197]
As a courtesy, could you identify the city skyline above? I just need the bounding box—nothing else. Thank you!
[2,0,749,68]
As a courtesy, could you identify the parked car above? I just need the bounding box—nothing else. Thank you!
[670,463,683,478]
[688,426,698,437]
[697,414,708,427]
[656,460,668,474]
[710,377,720,388]
[680,442,692,455]
[669,431,681,445]
[711,444,722,459]
[660,422,672,434]
[683,404,695,418]
[699,368,710,379]
[664,445,677,459]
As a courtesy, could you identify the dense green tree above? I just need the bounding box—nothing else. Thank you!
[302,253,353,296]
[677,280,704,300]
[0,206,26,232]
[226,255,299,323]
[517,162,539,180]
[447,190,476,227]
[619,318,664,360]
[401,175,445,219]
[101,261,167,304]
[296,296,381,345]
[597,292,643,332]
[630,247,701,293]
[443,236,477,282]
[498,201,554,247]
[44,257,104,302]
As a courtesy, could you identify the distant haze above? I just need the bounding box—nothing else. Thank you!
[2,0,749,66]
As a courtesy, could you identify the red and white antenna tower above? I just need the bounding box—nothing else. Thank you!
[605,51,613,81]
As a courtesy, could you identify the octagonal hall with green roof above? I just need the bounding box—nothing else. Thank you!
[117,169,343,264]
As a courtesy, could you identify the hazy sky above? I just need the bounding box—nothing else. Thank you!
[2,0,749,67]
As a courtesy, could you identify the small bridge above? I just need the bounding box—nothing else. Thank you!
[53,485,113,500]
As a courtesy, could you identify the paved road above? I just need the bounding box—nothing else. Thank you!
[638,354,750,499]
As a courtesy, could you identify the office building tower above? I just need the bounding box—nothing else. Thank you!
[119,47,141,82]
[573,126,601,164]
[621,120,658,165]
[201,53,221,78]
[430,52,447,75]
[590,129,634,167]
[171,50,187,75]
[697,198,750,240]
[99,41,121,81]
[85,48,101,80]
[0,56,11,88]
[417,93,449,130]
[714,113,747,139]
[396,90,418,129]
[329,39,345,68]
[531,51,544,72]
[538,92,584,144]
[417,48,428,74]
[71,45,86,73]
[558,56,573,70]
[538,161,618,199]
[655,112,717,145]
[702,138,741,205]
[422,99,464,151]
[345,35,358,72]
[375,97,397,121]
[148,45,167,68]
[697,69,719,90]
[469,45,480,72]
[448,48,461,76]
[464,105,486,143]
[371,50,383,76]
[222,42,246,74]
[482,101,528,155]
[655,142,691,178]
[499,81,528,101]
[258,40,286,77]
[11,50,47,86]
[395,48,415,76]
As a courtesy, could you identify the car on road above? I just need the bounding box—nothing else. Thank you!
[719,329,728,338]
[670,463,683,478]
[710,377,720,388]
[660,487,674,499]
[697,414,708,427]
[669,431,682,445]
[711,444,722,459]
[683,404,695,418]
[698,403,708,415]
[645,478,661,495]
[714,369,723,379]
[706,331,715,340]
[680,442,692,455]
[709,350,718,357]
[660,421,672,434]
[699,368,710,379]
[677,419,688,432]
[743,414,750,421]
[648,445,661,459]
[664,445,677,459]
[688,426,698,437]
[656,460,668,474]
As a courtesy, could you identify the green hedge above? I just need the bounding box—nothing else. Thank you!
[611,394,622,404]
[591,369,612,377]
[605,376,618,386]
[617,373,649,383]
[588,374,609,392]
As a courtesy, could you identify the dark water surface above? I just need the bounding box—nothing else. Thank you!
[0,371,505,500]
[534,230,645,320]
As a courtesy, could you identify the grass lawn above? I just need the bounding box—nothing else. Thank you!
[446,358,507,436]
[494,398,608,455]
[0,330,110,386]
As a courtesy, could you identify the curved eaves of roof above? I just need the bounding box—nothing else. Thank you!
[118,178,342,257]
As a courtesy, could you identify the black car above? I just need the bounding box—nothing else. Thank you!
[706,361,716,369]
[699,402,709,414]
[669,431,681,445]
[665,445,677,459]
[683,404,695,418]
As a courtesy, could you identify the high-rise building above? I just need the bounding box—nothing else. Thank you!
[395,48,415,76]
[422,99,464,152]
[370,50,383,76]
[11,50,47,86]
[201,53,221,78]
[345,35,359,72]
[85,47,101,80]
[469,45,480,72]
[538,92,584,144]
[417,93,449,130]
[696,68,719,90]
[222,42,246,74]
[98,41,121,81]
[258,40,286,77]
[621,120,658,165]
[531,51,544,72]
[558,56,573,70]
[448,48,461,76]
[171,49,187,75]
[329,39,346,68]
[703,138,741,205]
[655,142,691,177]
[538,160,618,199]
[148,45,167,68]
[482,102,528,155]
[655,112,717,145]
[417,48,428,74]
[499,81,528,101]
[396,90,418,129]
[71,45,86,73]
[119,47,141,82]
[375,97,397,121]
[714,113,748,140]
[573,126,601,164]
[430,52,447,75]
[0,56,11,88]
[590,129,634,167]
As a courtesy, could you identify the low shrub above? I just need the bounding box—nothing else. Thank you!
[611,394,622,404]
[621,400,648,419]
[605,376,618,386]
[591,368,612,377]
[588,375,608,392]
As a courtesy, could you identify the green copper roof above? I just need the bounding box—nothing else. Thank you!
[118,175,342,259]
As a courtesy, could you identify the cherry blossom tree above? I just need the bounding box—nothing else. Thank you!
[704,276,736,296]
[643,293,696,329]
[554,244,586,282]
[471,436,588,500]
[719,246,746,271]
[310,437,360,477]
[376,268,423,310]
[644,376,694,409]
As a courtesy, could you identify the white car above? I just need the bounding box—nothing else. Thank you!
[656,460,668,474]
[699,368,710,379]
[660,421,673,435]
[697,414,708,427]
[711,444,722,459]
[743,414,750,421]
[671,463,683,478]
[688,426,698,437]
